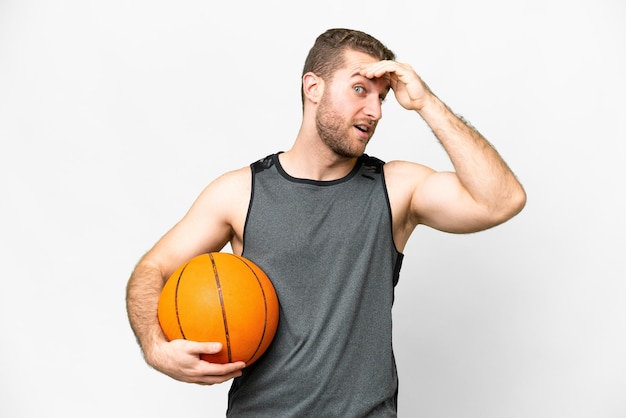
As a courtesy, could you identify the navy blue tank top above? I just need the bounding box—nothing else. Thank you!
[228,153,403,417]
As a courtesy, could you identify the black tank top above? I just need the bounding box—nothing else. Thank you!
[228,153,403,417]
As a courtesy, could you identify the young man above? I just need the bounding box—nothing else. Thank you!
[126,28,526,416]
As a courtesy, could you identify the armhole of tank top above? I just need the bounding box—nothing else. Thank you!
[380,162,403,258]
[241,164,257,257]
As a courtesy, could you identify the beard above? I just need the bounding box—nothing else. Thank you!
[315,92,373,159]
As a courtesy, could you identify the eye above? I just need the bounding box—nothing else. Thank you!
[353,85,365,95]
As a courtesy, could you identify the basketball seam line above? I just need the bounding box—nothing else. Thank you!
[174,264,188,340]
[209,253,232,363]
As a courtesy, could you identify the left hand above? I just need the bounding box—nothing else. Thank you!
[360,60,433,112]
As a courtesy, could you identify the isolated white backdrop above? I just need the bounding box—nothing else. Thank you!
[1,0,624,417]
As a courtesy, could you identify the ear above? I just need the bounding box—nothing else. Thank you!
[302,72,324,104]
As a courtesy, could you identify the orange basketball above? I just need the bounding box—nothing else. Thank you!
[157,252,279,366]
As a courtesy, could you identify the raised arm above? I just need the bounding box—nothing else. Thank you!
[361,61,526,239]
[125,166,251,384]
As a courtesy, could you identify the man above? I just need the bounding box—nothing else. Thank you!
[126,28,526,416]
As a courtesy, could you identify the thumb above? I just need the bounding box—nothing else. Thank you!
[198,341,223,354]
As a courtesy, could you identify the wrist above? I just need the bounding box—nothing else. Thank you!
[140,328,168,366]
[415,93,445,118]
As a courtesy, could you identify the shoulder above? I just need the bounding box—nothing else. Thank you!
[190,165,252,216]
[383,159,434,188]
[211,165,252,190]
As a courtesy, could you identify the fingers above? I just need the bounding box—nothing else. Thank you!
[190,360,247,386]
[194,341,223,354]
[186,340,246,385]
[359,60,408,80]
[152,339,246,385]
[359,60,431,111]
[359,60,421,94]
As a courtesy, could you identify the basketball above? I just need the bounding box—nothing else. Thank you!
[157,252,279,366]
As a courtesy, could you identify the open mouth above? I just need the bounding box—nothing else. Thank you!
[355,124,370,133]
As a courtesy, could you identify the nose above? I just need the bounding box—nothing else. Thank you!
[364,95,383,121]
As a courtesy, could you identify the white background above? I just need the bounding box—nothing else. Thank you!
[1,0,624,417]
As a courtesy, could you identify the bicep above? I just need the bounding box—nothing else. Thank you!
[412,171,494,233]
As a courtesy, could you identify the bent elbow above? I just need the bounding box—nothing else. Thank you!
[492,186,527,225]
[510,185,528,216]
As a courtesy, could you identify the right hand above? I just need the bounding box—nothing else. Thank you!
[146,339,246,385]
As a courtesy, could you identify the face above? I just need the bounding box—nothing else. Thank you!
[315,50,390,158]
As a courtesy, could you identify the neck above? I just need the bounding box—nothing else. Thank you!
[280,127,359,181]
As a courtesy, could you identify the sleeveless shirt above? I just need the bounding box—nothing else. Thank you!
[227,153,404,417]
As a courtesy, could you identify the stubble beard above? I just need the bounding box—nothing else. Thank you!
[315,93,370,159]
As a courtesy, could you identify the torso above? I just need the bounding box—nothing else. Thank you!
[226,158,423,255]
[226,153,402,416]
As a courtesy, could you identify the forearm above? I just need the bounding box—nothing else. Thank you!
[362,58,524,212]
[418,94,526,216]
[126,260,167,363]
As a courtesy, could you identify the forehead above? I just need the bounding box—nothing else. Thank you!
[341,49,380,69]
